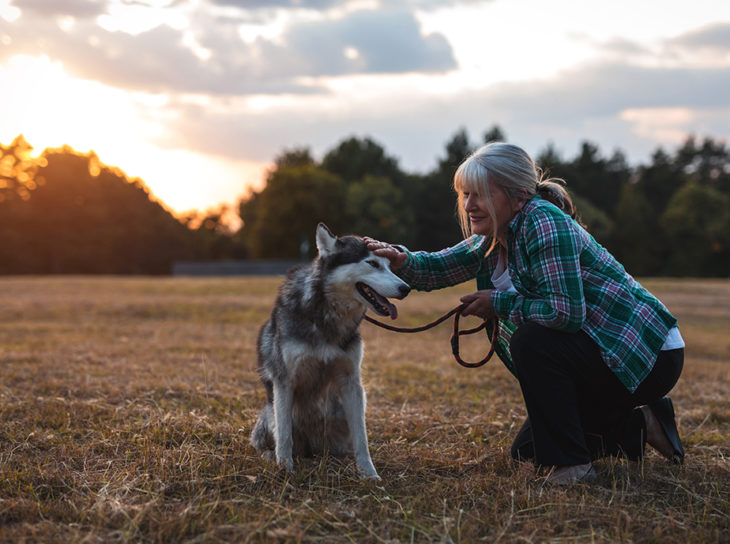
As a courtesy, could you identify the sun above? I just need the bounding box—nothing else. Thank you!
[1,55,142,156]
[0,54,267,217]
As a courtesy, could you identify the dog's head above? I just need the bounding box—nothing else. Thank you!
[315,223,410,319]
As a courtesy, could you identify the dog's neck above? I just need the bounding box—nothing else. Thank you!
[324,283,366,328]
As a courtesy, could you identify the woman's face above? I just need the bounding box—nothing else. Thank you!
[463,184,523,238]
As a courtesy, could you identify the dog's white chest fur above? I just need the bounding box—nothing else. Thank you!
[281,338,363,389]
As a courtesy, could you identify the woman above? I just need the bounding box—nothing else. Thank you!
[366,142,685,485]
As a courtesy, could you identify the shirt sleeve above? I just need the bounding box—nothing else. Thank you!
[490,210,586,332]
[396,236,489,291]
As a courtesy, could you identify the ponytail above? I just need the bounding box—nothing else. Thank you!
[535,176,581,223]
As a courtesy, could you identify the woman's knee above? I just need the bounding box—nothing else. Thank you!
[632,348,684,404]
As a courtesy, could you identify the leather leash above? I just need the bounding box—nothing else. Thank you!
[363,303,499,368]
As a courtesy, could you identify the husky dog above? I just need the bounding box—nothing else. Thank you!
[250,223,410,479]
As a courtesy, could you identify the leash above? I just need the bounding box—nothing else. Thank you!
[363,303,499,368]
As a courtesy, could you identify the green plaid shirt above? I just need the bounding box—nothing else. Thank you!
[397,196,677,392]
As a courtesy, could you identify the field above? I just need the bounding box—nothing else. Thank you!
[0,276,728,543]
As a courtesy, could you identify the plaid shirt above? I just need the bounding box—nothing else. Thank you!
[397,196,677,392]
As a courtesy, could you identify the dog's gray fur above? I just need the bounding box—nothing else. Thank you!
[250,223,410,479]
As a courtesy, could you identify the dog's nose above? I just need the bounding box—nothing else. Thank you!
[398,284,411,298]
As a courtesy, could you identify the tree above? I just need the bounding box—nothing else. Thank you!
[483,125,506,144]
[661,181,730,276]
[536,143,566,179]
[401,129,473,251]
[0,135,43,267]
[437,128,473,178]
[566,142,627,216]
[674,135,730,195]
[0,144,203,274]
[183,205,247,260]
[571,194,613,244]
[321,136,404,187]
[345,175,412,243]
[695,137,730,195]
[608,184,663,276]
[0,134,39,203]
[634,148,685,217]
[536,144,618,247]
[239,164,347,259]
[274,147,316,169]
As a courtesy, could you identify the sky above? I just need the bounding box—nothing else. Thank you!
[1,0,729,219]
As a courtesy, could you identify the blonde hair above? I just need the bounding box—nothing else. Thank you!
[453,142,575,250]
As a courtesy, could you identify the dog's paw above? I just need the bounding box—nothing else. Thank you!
[276,456,295,474]
[359,468,381,481]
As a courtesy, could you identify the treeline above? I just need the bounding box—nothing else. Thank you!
[2,129,729,276]
[239,127,730,277]
[0,136,242,274]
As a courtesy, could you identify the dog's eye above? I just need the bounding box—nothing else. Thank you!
[366,260,380,269]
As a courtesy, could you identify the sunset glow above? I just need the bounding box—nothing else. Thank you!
[3,55,143,155]
[1,53,269,215]
[1,0,729,216]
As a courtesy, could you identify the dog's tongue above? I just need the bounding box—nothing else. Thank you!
[386,300,398,320]
[374,291,398,320]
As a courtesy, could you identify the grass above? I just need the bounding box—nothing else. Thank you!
[0,276,728,543]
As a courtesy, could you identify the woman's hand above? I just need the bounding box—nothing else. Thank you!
[364,237,408,271]
[460,290,496,319]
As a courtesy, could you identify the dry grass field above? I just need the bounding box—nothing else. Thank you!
[0,276,728,543]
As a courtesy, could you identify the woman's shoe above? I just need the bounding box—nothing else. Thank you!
[546,463,597,485]
[645,397,685,464]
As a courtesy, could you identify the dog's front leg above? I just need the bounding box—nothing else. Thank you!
[272,380,295,473]
[340,374,380,480]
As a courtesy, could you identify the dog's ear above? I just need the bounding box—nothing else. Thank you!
[315,222,337,257]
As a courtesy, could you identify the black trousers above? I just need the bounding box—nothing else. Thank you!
[509,322,684,467]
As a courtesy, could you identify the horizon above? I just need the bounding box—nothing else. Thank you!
[2,126,722,230]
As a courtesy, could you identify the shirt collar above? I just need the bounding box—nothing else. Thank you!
[507,194,542,234]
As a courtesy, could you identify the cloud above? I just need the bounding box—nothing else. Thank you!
[584,23,730,71]
[249,9,456,77]
[1,4,455,94]
[210,0,339,8]
[483,63,730,123]
[10,0,109,18]
[210,0,487,10]
[152,56,730,172]
[668,22,730,53]
[4,1,727,182]
[391,0,492,8]
[595,37,647,58]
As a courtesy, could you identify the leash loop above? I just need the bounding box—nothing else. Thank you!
[364,303,498,368]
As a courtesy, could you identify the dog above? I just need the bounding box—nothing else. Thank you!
[249,223,410,479]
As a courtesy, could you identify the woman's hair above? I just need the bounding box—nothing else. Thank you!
[453,142,577,245]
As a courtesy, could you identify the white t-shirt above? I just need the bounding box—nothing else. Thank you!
[490,251,684,351]
[491,250,517,294]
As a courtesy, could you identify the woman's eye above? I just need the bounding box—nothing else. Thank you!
[366,260,380,269]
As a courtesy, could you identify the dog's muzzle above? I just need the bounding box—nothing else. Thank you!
[356,282,402,319]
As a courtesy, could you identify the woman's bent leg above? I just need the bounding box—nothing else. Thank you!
[510,321,684,465]
[509,322,603,467]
